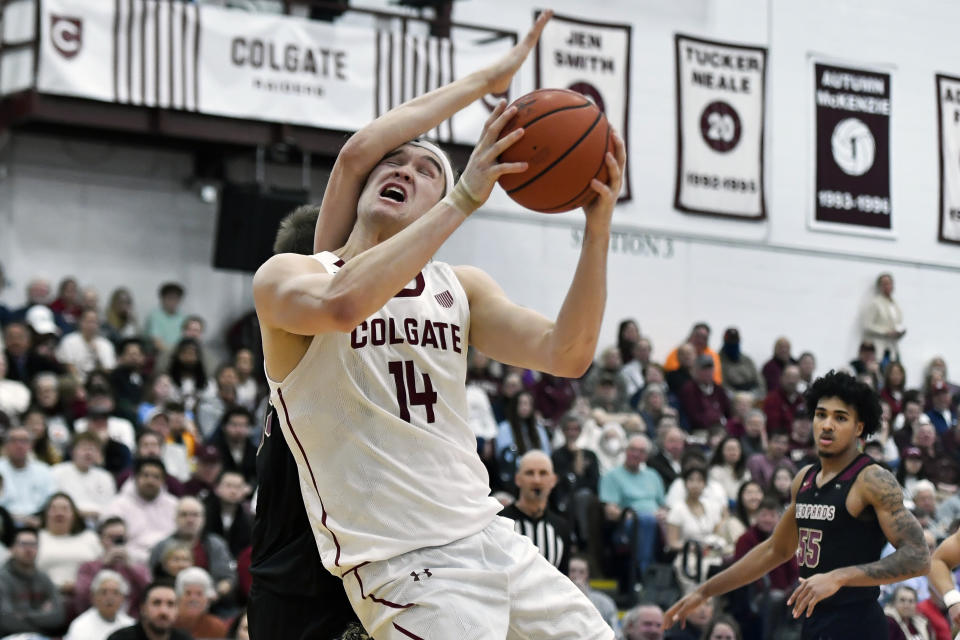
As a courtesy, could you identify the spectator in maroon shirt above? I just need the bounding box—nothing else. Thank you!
[49,277,83,330]
[734,496,798,589]
[746,432,795,486]
[762,364,805,434]
[885,585,932,640]
[733,496,799,639]
[466,348,502,405]
[533,373,576,428]
[761,337,796,394]
[880,361,907,418]
[787,412,815,467]
[678,355,730,433]
[923,356,959,411]
[74,517,151,619]
[666,343,696,397]
[725,392,755,438]
[909,419,945,484]
[797,351,817,394]
[740,409,768,459]
[849,341,882,390]
[892,391,924,451]
[182,445,224,499]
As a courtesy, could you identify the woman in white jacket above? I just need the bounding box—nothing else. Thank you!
[863,272,905,363]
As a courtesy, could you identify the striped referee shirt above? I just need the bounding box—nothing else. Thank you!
[500,504,572,574]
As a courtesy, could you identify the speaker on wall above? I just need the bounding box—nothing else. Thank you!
[213,183,309,273]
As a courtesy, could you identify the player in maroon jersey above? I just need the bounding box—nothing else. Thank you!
[665,370,929,640]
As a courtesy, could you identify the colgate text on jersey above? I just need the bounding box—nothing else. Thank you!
[350,317,463,353]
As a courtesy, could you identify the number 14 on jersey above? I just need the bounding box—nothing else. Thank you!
[388,360,438,424]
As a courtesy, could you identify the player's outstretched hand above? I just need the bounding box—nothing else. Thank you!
[786,573,842,619]
[453,99,529,210]
[582,130,626,223]
[484,10,553,95]
[663,589,706,630]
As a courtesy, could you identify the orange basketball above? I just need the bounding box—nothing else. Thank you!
[497,88,613,213]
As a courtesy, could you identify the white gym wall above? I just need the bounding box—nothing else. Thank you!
[2,0,958,383]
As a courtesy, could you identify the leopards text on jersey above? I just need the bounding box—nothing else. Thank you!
[265,252,502,573]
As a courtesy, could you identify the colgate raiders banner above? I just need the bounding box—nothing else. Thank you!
[674,34,767,220]
[36,0,516,144]
[534,11,632,202]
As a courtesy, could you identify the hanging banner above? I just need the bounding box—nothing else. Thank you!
[535,11,632,202]
[937,73,960,245]
[35,0,514,144]
[674,34,767,219]
[812,60,892,234]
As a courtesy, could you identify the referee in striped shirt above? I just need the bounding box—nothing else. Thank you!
[501,450,572,574]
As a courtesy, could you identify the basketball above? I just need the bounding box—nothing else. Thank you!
[497,88,614,213]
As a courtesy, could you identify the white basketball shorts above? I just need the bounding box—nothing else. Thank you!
[342,516,614,639]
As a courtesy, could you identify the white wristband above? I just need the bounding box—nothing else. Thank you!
[441,183,482,216]
[944,589,960,609]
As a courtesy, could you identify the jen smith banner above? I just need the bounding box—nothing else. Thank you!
[535,11,632,202]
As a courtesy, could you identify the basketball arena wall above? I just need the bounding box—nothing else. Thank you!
[2,0,959,380]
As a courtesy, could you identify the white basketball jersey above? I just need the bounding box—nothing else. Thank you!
[266,252,502,574]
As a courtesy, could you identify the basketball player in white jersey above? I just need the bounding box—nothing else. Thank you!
[253,10,625,639]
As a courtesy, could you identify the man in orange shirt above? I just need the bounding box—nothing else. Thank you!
[663,323,722,385]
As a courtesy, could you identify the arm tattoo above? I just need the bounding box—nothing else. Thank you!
[853,466,929,581]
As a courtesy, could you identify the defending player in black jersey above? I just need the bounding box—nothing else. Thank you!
[247,207,367,640]
[665,370,930,640]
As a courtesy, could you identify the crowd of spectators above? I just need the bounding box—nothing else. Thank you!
[0,267,959,640]
[0,273,253,640]
[463,275,960,640]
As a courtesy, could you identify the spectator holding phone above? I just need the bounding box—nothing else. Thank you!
[75,517,151,618]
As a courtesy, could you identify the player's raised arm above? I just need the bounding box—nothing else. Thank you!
[455,132,626,379]
[786,464,929,619]
[256,101,528,337]
[664,466,806,630]
[313,10,553,253]
[930,531,960,626]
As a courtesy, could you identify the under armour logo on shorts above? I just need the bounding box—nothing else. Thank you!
[434,290,454,308]
[410,568,433,582]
